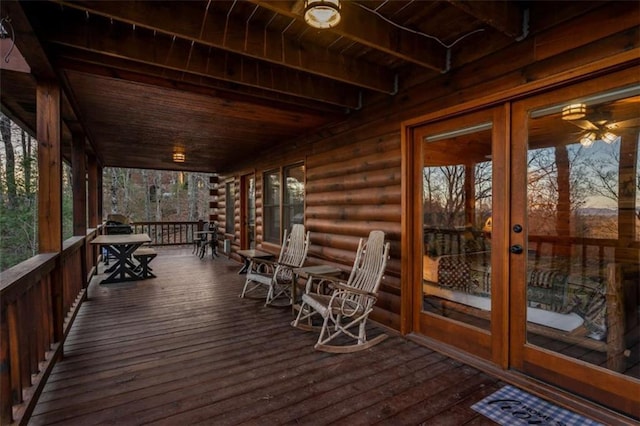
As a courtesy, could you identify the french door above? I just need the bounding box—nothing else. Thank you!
[407,67,639,418]
[510,69,639,417]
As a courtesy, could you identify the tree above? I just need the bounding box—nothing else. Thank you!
[1,113,16,207]
[102,167,212,223]
[0,115,38,271]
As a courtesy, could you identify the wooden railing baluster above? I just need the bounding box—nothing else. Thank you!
[128,221,200,246]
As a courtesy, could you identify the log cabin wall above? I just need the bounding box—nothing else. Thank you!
[223,2,639,332]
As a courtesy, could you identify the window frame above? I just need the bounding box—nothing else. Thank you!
[283,163,305,231]
[263,168,281,244]
[262,162,305,244]
[225,180,235,234]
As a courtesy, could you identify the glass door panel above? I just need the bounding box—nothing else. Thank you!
[414,106,507,363]
[511,69,640,418]
[525,85,639,376]
[422,123,493,330]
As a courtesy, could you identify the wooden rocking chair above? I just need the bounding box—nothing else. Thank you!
[240,224,310,306]
[292,230,390,353]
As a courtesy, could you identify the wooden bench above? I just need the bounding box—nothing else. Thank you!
[133,248,157,279]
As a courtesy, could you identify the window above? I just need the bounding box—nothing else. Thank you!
[284,164,305,228]
[263,169,281,243]
[263,163,305,244]
[225,181,235,234]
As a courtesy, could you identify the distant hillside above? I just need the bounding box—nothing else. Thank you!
[578,208,618,216]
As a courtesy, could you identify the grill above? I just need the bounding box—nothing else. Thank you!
[105,224,133,235]
[105,214,132,235]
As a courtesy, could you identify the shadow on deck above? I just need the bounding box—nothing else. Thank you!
[29,246,500,425]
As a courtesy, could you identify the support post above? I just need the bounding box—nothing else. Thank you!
[72,130,87,236]
[37,81,62,253]
[97,164,103,227]
[37,81,63,343]
[88,155,99,228]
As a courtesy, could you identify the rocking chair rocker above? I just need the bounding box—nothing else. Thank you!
[292,230,390,353]
[240,224,310,306]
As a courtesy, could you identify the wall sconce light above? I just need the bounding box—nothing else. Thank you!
[561,103,586,121]
[304,0,341,29]
[172,152,185,163]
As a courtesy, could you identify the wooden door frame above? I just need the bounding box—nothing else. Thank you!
[401,106,510,367]
[239,172,255,250]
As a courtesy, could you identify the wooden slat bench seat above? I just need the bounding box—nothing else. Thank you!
[133,247,157,279]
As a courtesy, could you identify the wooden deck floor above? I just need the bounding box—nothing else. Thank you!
[29,246,501,425]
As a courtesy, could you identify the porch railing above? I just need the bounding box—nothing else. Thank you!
[0,229,99,425]
[0,220,208,424]
[131,221,200,246]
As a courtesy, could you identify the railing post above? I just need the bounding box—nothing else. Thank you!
[0,308,12,423]
[51,259,64,345]
[6,303,22,406]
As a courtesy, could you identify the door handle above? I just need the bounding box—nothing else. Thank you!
[510,244,523,254]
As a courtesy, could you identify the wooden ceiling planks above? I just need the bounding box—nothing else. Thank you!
[65,70,329,172]
[2,0,624,173]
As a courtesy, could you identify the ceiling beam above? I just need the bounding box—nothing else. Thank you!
[448,0,525,39]
[40,14,362,109]
[0,0,56,79]
[1,1,102,161]
[52,0,396,93]
[251,0,448,72]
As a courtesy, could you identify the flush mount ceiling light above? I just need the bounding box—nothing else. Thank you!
[601,131,619,144]
[579,132,596,147]
[561,103,587,121]
[172,151,185,163]
[304,0,341,29]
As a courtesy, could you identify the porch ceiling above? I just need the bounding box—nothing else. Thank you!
[0,1,603,173]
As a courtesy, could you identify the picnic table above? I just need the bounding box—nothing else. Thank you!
[91,233,152,284]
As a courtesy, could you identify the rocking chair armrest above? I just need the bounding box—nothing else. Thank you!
[307,272,342,281]
[332,282,377,298]
[304,273,342,294]
[278,261,300,269]
[328,287,375,318]
[250,257,278,267]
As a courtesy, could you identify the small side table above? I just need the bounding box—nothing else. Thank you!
[237,249,275,274]
[292,265,342,315]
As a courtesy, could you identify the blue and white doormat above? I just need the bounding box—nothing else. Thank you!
[471,385,603,426]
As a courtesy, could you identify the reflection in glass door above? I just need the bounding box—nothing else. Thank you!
[511,74,639,418]
[422,123,493,330]
[524,85,639,375]
[414,106,507,363]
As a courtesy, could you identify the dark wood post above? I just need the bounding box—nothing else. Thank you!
[616,133,638,265]
[464,164,476,228]
[88,155,99,228]
[71,130,88,289]
[87,155,100,272]
[97,164,103,227]
[555,145,571,259]
[71,130,87,236]
[606,263,625,372]
[0,309,11,423]
[37,82,62,253]
[37,81,64,343]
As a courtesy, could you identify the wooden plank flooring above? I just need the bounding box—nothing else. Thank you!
[29,247,500,425]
